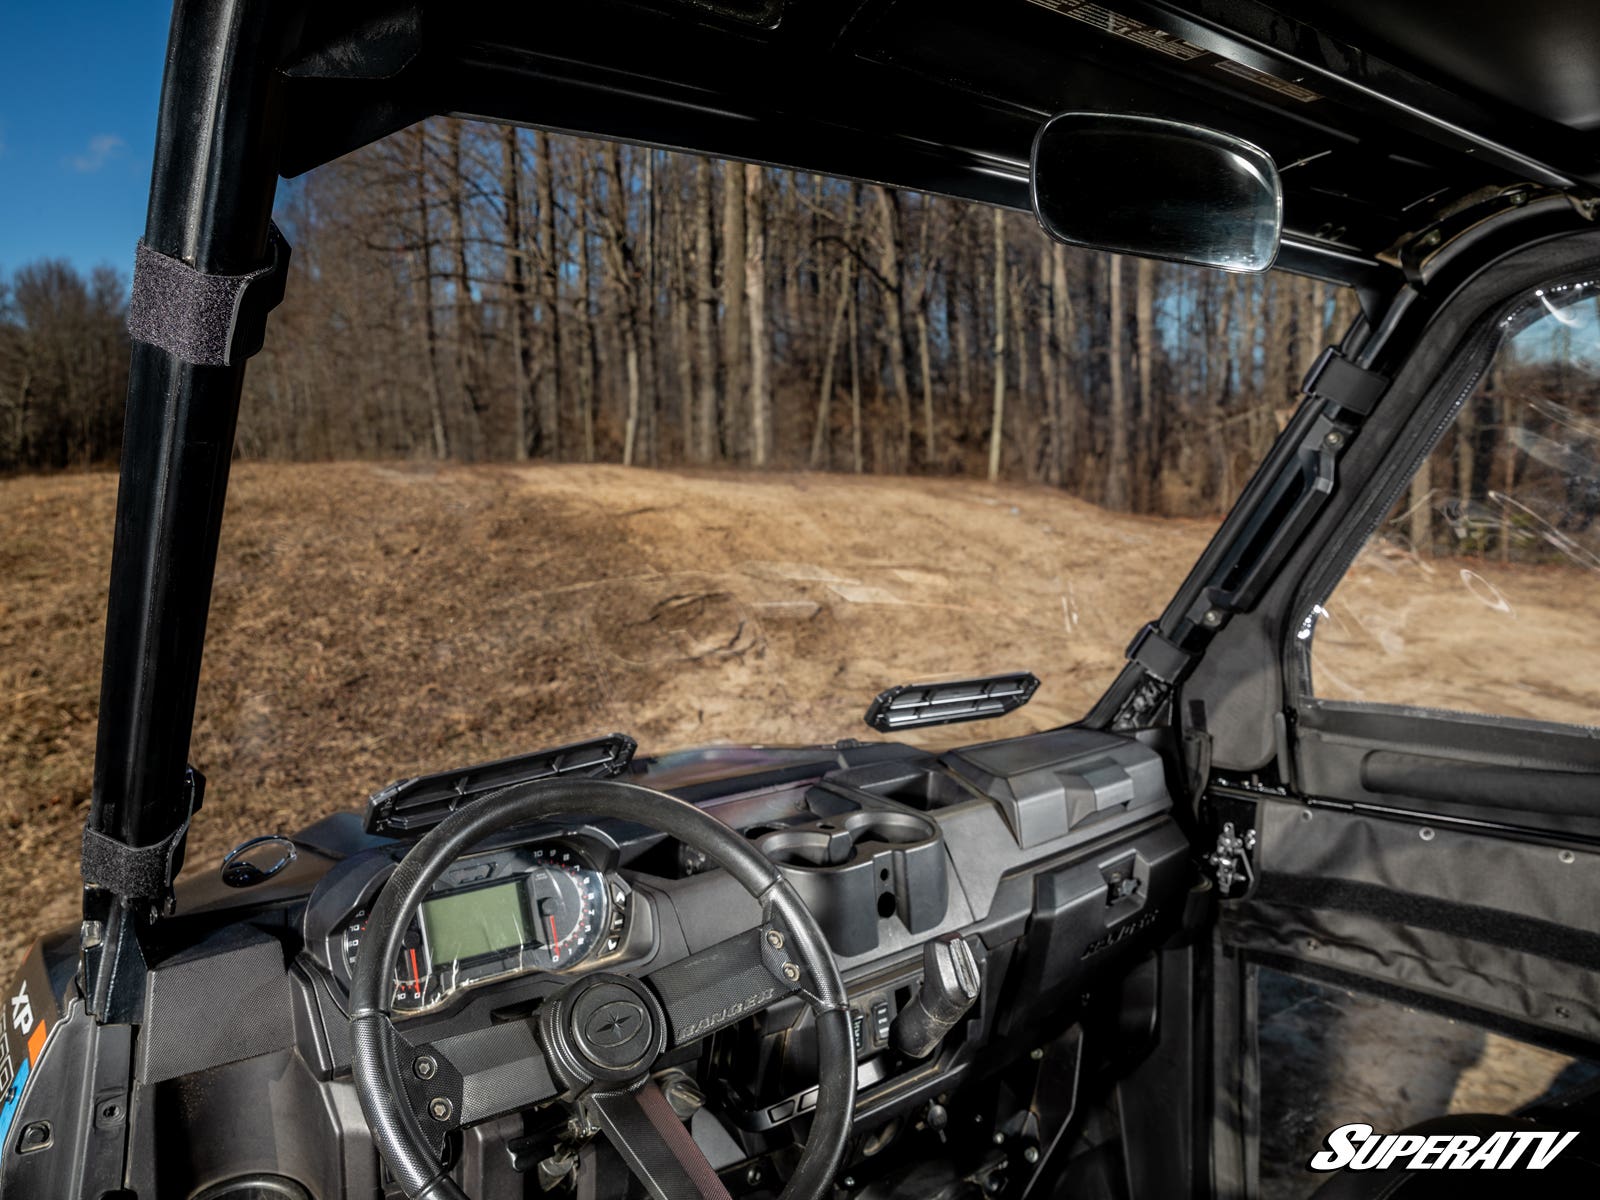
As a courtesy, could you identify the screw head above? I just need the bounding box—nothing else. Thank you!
[1202,609,1223,627]
[414,1055,437,1080]
[993,1131,1006,1145]
[1325,430,1344,447]
[746,1166,763,1186]
[1419,826,1435,842]
[429,1097,453,1123]
[1024,1146,1040,1165]
[781,962,801,983]
[1029,1047,1044,1060]
[766,929,785,950]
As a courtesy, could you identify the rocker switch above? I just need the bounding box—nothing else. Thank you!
[892,935,981,1059]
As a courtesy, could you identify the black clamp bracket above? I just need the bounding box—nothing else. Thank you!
[1301,347,1388,417]
[127,222,291,367]
[81,766,206,919]
[1125,622,1194,686]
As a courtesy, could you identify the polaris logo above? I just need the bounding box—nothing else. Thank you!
[1309,1123,1579,1171]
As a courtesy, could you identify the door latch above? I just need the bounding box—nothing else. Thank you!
[1206,822,1256,897]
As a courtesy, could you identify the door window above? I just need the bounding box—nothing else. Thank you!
[1308,279,1600,726]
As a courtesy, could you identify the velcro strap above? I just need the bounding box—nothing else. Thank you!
[81,824,187,901]
[127,223,290,367]
[80,767,204,909]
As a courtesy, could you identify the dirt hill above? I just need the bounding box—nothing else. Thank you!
[0,462,1217,960]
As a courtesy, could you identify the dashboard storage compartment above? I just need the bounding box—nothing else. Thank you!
[946,728,1169,848]
[999,818,1190,1035]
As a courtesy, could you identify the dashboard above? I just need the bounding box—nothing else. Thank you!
[134,727,1201,1200]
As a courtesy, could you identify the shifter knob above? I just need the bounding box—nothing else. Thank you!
[893,934,980,1058]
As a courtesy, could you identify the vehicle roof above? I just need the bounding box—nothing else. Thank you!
[280,0,1600,285]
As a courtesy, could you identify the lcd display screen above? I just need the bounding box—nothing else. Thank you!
[420,881,531,963]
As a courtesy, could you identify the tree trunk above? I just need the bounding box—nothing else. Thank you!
[1038,243,1059,486]
[811,256,851,469]
[849,272,863,474]
[693,157,717,462]
[574,151,598,462]
[413,126,449,459]
[1105,254,1130,511]
[988,209,1007,482]
[1050,243,1074,489]
[875,188,913,470]
[745,164,770,466]
[446,121,485,460]
[1409,458,1433,554]
[916,306,934,472]
[720,164,746,458]
[1134,256,1155,510]
[501,126,537,460]
[536,130,562,458]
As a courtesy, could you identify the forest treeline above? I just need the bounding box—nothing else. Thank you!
[2,118,1362,514]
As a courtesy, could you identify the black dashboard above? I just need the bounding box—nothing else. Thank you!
[104,725,1201,1199]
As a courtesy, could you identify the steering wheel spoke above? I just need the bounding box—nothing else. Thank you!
[589,1079,735,1200]
[645,920,810,1048]
[420,1017,562,1129]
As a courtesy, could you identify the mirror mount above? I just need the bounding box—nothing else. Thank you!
[1029,112,1283,273]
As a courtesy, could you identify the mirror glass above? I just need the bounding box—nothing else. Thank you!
[1030,112,1282,273]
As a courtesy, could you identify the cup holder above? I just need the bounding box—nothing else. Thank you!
[751,798,946,956]
[753,810,937,870]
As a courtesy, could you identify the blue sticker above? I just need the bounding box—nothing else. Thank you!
[0,1057,30,1149]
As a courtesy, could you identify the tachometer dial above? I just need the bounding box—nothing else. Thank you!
[526,846,607,970]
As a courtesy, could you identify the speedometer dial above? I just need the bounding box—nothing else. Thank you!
[526,846,608,970]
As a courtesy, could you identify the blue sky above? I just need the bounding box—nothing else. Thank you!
[0,2,173,281]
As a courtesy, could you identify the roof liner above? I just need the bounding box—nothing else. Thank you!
[276,0,1600,286]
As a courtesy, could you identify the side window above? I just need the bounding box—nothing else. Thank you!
[1308,279,1600,726]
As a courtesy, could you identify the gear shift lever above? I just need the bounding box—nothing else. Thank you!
[893,934,980,1058]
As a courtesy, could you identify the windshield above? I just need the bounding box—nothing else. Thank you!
[2,119,1350,943]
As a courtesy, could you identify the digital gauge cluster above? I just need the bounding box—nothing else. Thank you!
[334,843,628,1015]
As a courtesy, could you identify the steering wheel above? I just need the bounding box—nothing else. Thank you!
[349,778,856,1200]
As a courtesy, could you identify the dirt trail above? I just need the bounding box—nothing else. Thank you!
[0,462,1216,962]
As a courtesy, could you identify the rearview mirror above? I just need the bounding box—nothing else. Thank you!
[1030,112,1282,273]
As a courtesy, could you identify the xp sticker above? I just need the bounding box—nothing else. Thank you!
[0,941,59,1152]
[1309,1122,1579,1171]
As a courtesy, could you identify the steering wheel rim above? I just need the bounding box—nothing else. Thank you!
[349,777,856,1200]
